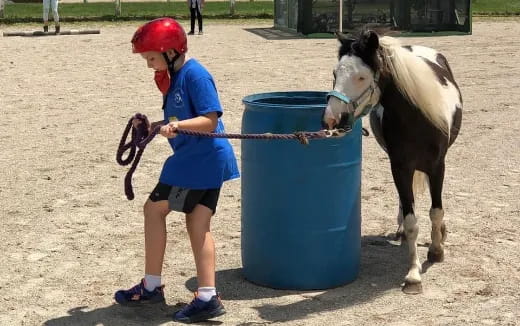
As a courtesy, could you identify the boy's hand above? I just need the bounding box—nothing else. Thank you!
[160,121,179,138]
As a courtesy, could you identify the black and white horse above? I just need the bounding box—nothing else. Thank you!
[323,30,462,294]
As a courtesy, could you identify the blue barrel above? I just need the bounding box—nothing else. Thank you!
[241,91,362,290]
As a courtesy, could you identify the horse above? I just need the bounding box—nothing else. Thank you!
[323,30,462,294]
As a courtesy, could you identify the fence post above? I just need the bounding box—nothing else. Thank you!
[339,0,343,32]
[115,0,121,16]
[0,0,5,19]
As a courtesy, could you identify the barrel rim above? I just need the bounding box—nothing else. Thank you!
[242,91,328,110]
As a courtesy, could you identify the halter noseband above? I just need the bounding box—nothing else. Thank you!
[326,71,380,125]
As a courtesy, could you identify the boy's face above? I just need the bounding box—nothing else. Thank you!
[140,51,168,71]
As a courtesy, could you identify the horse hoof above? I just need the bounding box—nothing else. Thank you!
[427,249,444,263]
[402,281,423,294]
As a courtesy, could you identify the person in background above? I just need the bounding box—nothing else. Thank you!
[187,0,204,35]
[42,0,60,34]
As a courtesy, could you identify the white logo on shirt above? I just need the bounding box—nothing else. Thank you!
[175,92,182,104]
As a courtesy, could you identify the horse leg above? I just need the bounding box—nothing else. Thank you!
[427,162,447,262]
[391,164,422,294]
[395,201,404,240]
[395,201,417,242]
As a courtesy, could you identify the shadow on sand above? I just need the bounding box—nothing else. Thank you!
[45,234,422,325]
[244,27,305,40]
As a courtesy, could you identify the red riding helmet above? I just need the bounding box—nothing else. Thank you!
[131,17,188,54]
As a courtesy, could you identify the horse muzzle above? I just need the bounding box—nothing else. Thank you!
[323,99,355,131]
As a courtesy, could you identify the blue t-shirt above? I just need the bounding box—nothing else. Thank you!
[159,59,240,189]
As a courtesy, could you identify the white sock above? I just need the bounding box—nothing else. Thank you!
[144,274,162,292]
[197,287,217,302]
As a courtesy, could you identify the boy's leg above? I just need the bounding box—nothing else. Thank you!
[185,204,215,287]
[144,198,170,276]
[173,202,225,323]
[114,198,170,306]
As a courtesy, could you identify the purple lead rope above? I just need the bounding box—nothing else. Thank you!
[116,114,162,200]
[117,113,349,200]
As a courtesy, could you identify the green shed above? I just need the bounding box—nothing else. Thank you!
[274,0,471,35]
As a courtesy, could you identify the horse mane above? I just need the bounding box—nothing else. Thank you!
[377,36,450,134]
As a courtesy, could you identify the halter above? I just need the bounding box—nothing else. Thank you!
[326,71,380,126]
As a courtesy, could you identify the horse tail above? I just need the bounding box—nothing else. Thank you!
[413,170,429,196]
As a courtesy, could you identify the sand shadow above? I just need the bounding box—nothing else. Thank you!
[182,234,414,323]
[243,27,305,40]
[43,302,223,326]
[44,234,427,325]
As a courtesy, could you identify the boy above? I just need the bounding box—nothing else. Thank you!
[114,17,239,324]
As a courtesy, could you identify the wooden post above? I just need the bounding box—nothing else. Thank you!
[467,0,472,34]
[230,0,235,16]
[3,29,101,37]
[83,0,88,3]
[115,0,121,17]
[0,0,5,19]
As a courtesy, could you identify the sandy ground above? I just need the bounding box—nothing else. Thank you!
[1,18,519,326]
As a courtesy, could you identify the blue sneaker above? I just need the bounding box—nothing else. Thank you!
[173,293,226,323]
[114,279,165,306]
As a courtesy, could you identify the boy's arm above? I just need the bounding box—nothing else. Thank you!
[160,112,218,138]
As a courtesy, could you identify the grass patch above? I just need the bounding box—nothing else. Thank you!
[0,1,274,23]
[1,1,519,24]
[473,0,520,15]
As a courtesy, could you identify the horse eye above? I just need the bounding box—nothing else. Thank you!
[359,76,365,81]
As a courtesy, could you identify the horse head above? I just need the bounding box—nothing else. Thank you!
[323,30,382,131]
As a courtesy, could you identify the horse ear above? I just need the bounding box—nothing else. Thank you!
[336,32,355,46]
[362,30,380,54]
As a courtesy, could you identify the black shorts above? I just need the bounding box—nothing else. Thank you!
[149,182,221,214]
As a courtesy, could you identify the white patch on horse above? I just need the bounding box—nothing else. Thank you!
[429,207,445,258]
[439,81,461,136]
[379,37,454,135]
[405,45,462,137]
[409,45,439,63]
[403,213,422,284]
[369,104,387,151]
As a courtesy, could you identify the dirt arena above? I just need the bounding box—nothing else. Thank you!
[1,18,519,326]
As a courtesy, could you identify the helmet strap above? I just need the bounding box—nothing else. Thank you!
[161,51,181,110]
[162,51,181,78]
